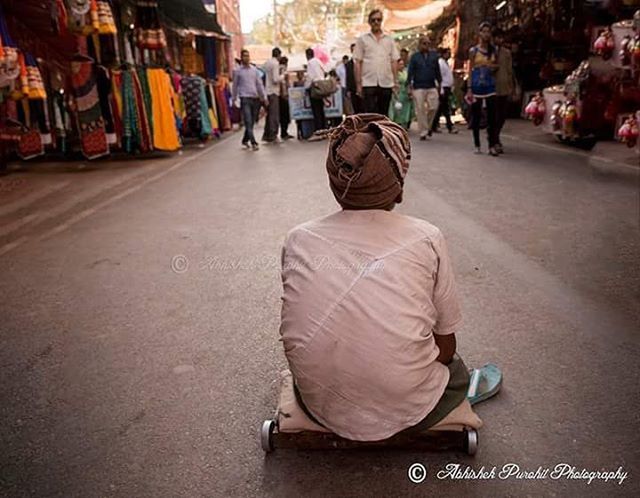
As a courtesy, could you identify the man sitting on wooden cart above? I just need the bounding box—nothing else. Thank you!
[279,114,477,442]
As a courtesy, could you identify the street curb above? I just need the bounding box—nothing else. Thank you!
[501,132,639,181]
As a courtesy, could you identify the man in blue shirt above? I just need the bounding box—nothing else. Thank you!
[232,49,268,151]
[408,36,442,140]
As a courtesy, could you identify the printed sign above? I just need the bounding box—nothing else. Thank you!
[289,87,343,120]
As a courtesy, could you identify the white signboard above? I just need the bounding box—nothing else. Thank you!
[289,87,343,120]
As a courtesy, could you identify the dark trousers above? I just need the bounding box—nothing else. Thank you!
[310,95,326,132]
[350,91,364,114]
[241,97,261,145]
[432,87,454,131]
[363,86,392,116]
[495,95,509,145]
[262,94,280,141]
[471,96,498,148]
[279,96,291,137]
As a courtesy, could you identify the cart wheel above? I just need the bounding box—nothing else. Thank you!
[464,428,478,456]
[261,419,276,452]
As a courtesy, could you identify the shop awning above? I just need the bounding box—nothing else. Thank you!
[384,0,451,31]
[158,0,229,39]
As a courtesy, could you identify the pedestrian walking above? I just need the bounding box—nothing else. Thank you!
[493,28,514,154]
[232,49,268,151]
[354,9,399,116]
[467,22,499,156]
[408,36,441,140]
[262,47,284,143]
[431,47,457,134]
[345,43,363,114]
[389,58,413,130]
[304,48,327,133]
[279,56,293,140]
[336,55,352,115]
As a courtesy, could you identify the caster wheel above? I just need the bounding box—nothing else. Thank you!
[464,428,478,456]
[261,419,276,452]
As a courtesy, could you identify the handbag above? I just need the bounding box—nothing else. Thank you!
[310,78,337,99]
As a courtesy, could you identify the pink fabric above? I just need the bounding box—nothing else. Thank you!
[280,209,463,441]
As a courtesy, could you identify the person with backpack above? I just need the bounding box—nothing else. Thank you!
[304,48,327,133]
[467,22,499,156]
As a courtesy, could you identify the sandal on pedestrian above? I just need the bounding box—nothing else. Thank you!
[467,363,503,405]
[495,143,504,154]
[474,147,482,154]
[489,146,499,156]
[448,128,458,134]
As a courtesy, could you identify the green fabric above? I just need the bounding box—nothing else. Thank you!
[400,354,471,434]
[137,69,154,136]
[389,68,414,128]
[122,71,139,153]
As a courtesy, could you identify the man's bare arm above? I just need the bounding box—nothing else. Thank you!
[435,333,456,365]
[355,59,363,96]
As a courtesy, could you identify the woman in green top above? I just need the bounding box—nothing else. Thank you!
[389,58,413,129]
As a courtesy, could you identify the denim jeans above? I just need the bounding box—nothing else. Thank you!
[241,97,261,145]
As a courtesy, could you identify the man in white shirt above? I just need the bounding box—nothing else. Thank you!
[304,47,327,132]
[262,47,284,142]
[354,9,399,116]
[431,47,458,134]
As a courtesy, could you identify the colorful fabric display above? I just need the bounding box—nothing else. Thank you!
[0,5,20,88]
[119,68,152,153]
[71,56,109,159]
[97,1,117,35]
[68,0,100,36]
[205,83,219,136]
[17,129,44,160]
[25,54,47,100]
[135,1,166,50]
[147,68,180,151]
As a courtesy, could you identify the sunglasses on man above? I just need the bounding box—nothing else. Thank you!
[370,17,383,23]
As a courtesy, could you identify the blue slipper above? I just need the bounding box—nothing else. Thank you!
[467,363,502,405]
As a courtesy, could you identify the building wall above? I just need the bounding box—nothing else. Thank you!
[216,0,244,63]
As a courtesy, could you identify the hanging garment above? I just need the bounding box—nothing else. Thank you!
[198,37,217,80]
[136,68,153,134]
[135,1,166,50]
[25,54,47,100]
[215,80,232,131]
[0,5,20,88]
[97,1,117,35]
[181,75,204,138]
[71,56,109,159]
[204,83,219,136]
[146,68,180,151]
[68,0,100,36]
[120,69,152,153]
[109,69,124,145]
[96,65,116,143]
[17,128,44,160]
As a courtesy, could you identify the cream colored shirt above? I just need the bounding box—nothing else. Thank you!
[354,32,399,88]
[279,210,462,441]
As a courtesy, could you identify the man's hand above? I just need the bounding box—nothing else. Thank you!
[356,84,363,97]
[263,98,269,107]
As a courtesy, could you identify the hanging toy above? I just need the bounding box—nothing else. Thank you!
[593,27,615,59]
[525,92,546,125]
[550,101,563,132]
[620,35,632,66]
[562,99,578,138]
[618,115,639,148]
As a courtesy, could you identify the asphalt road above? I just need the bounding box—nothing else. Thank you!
[1,123,639,497]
